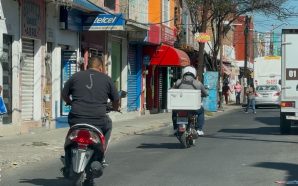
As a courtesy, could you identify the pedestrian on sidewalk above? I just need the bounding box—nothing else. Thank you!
[222,83,232,105]
[245,83,256,114]
[234,81,242,105]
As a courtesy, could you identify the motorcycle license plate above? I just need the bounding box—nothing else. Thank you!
[177,117,188,124]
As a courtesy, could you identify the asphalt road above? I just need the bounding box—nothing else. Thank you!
[2,107,298,186]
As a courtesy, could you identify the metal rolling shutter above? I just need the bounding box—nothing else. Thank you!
[158,67,163,109]
[21,39,34,120]
[127,45,141,111]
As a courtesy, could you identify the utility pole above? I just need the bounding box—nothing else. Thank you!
[218,22,224,110]
[197,0,209,82]
[243,15,250,104]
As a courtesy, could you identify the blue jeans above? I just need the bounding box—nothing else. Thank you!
[235,92,241,104]
[172,107,205,130]
[245,98,256,112]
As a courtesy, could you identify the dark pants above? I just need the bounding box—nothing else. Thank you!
[223,93,229,104]
[235,92,241,104]
[172,107,205,131]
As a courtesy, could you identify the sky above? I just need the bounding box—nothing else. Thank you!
[252,0,298,34]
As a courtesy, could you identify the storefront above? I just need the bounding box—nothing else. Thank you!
[21,0,45,122]
[81,14,126,86]
[144,44,190,112]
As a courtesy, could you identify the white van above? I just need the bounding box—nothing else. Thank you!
[280,28,298,134]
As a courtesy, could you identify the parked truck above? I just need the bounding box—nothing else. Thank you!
[280,28,298,134]
[254,56,281,89]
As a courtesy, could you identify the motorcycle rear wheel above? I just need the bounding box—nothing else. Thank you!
[180,132,190,148]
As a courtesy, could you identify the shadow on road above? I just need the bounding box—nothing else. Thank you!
[204,134,298,144]
[19,177,69,186]
[218,127,280,135]
[253,162,298,185]
[137,143,182,149]
[254,116,279,126]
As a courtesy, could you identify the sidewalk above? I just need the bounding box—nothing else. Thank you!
[0,104,240,170]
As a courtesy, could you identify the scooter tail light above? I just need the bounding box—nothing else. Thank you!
[68,130,78,140]
[98,133,106,151]
[71,130,94,145]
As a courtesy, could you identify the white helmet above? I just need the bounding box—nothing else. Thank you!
[182,66,197,77]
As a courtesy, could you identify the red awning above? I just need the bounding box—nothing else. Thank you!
[149,45,190,67]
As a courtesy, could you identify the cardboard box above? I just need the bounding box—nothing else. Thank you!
[167,89,201,110]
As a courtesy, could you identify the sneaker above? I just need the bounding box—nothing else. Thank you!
[197,130,204,136]
[102,159,109,168]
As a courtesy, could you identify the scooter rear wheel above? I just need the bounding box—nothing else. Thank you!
[73,172,84,186]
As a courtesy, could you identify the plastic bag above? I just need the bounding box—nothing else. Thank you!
[0,96,7,115]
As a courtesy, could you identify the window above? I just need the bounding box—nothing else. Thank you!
[256,85,278,91]
[162,0,170,26]
[104,0,115,10]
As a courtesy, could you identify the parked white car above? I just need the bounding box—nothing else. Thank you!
[255,85,281,107]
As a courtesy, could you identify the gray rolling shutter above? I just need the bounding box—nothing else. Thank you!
[21,39,34,120]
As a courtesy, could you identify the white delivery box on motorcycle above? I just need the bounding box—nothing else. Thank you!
[167,89,201,110]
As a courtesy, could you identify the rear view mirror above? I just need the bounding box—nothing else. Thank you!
[119,90,127,98]
[278,79,281,85]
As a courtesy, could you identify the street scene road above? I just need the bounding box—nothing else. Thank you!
[2,106,298,186]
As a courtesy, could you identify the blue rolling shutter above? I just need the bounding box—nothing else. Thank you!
[127,45,142,111]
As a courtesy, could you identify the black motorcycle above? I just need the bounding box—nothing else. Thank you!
[175,110,198,148]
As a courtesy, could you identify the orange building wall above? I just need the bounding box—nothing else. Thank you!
[149,0,161,23]
[169,0,175,28]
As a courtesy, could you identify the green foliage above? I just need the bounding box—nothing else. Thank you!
[184,0,294,71]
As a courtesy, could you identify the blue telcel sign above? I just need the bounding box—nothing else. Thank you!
[83,14,125,31]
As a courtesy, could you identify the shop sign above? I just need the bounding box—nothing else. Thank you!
[161,25,176,46]
[194,32,210,43]
[83,14,125,31]
[264,56,281,60]
[22,0,45,39]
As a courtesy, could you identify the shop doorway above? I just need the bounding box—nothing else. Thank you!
[111,41,121,91]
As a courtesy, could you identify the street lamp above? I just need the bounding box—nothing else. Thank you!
[270,23,288,55]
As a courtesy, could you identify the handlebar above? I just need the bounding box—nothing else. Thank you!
[106,102,122,114]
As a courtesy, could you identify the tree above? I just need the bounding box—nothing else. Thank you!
[184,0,294,80]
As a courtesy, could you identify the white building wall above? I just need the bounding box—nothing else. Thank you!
[0,0,21,125]
[121,38,128,109]
[46,3,79,119]
[34,40,42,121]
